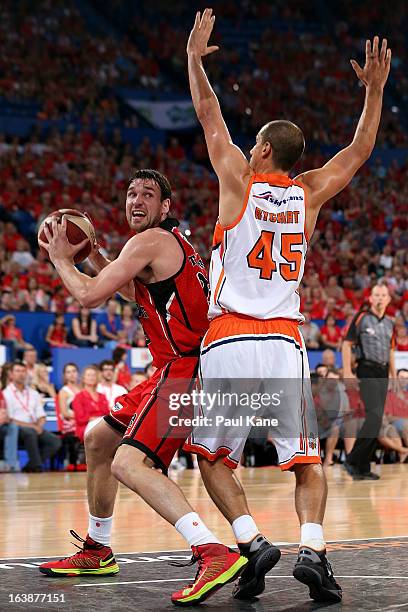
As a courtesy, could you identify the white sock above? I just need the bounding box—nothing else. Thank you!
[175,512,220,547]
[300,522,325,551]
[232,515,260,543]
[88,514,113,546]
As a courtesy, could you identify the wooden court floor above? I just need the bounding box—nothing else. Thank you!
[1,463,407,558]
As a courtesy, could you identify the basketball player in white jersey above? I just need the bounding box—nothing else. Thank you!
[185,9,391,604]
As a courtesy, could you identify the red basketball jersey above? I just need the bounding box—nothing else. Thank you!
[133,219,209,368]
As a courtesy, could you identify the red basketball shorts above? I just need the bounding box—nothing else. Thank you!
[104,356,198,473]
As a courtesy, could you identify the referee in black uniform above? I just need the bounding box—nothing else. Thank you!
[342,284,396,480]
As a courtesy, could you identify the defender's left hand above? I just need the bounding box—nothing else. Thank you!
[187,8,219,57]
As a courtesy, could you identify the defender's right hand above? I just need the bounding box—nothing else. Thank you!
[350,36,391,91]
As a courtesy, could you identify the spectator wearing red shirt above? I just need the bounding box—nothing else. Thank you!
[395,326,408,352]
[325,276,345,303]
[0,315,33,358]
[45,314,74,348]
[167,137,186,160]
[72,366,110,442]
[309,287,327,319]
[322,297,345,321]
[112,347,132,390]
[320,315,343,350]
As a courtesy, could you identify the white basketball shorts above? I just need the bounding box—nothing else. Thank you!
[184,314,321,470]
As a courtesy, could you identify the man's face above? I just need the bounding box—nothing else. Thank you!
[83,368,98,387]
[369,286,391,311]
[249,130,270,169]
[322,350,336,367]
[125,179,170,233]
[24,350,37,366]
[101,364,115,383]
[398,371,408,391]
[107,300,118,316]
[12,365,27,386]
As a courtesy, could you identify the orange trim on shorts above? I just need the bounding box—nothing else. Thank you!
[184,442,239,470]
[204,313,302,348]
[280,455,321,471]
[219,175,254,231]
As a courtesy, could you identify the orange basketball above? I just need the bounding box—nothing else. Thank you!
[38,209,95,264]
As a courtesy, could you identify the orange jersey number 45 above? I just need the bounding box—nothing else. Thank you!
[247,231,303,282]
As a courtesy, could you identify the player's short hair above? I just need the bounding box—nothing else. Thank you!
[260,120,305,172]
[130,169,172,202]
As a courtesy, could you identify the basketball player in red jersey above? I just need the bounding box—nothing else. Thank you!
[38,169,248,605]
[185,9,391,604]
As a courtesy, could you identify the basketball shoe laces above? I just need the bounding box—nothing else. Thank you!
[170,550,225,588]
[58,530,105,562]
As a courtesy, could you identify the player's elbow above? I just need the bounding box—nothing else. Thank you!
[353,141,373,164]
[79,293,101,309]
[359,146,372,163]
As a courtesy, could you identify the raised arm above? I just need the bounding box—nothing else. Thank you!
[187,9,250,225]
[297,37,391,219]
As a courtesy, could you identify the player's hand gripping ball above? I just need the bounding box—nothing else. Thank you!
[38,209,95,264]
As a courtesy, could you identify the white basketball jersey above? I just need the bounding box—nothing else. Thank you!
[209,173,307,321]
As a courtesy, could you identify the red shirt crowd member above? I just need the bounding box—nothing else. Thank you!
[46,313,73,348]
[395,326,408,352]
[112,347,132,390]
[385,369,408,419]
[72,366,109,442]
[320,315,343,350]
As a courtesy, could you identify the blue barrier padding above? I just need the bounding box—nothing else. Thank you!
[51,347,114,387]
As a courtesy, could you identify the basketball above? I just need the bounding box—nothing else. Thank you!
[38,209,95,264]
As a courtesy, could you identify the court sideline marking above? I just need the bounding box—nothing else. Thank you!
[75,575,408,588]
[0,535,407,561]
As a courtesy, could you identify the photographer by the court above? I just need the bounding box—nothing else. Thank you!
[342,284,396,480]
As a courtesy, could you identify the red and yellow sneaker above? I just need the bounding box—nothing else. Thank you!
[171,543,247,606]
[39,531,119,577]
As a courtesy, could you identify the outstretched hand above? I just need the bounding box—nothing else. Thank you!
[187,8,219,57]
[38,216,89,263]
[351,36,391,90]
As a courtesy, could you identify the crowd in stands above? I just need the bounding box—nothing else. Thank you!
[0,132,407,350]
[0,351,151,473]
[99,0,408,148]
[0,0,407,473]
[0,2,407,333]
[0,298,147,361]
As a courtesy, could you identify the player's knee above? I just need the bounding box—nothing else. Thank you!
[84,426,108,461]
[111,445,151,488]
[110,453,126,483]
[198,454,228,477]
[111,450,138,486]
[293,462,325,482]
